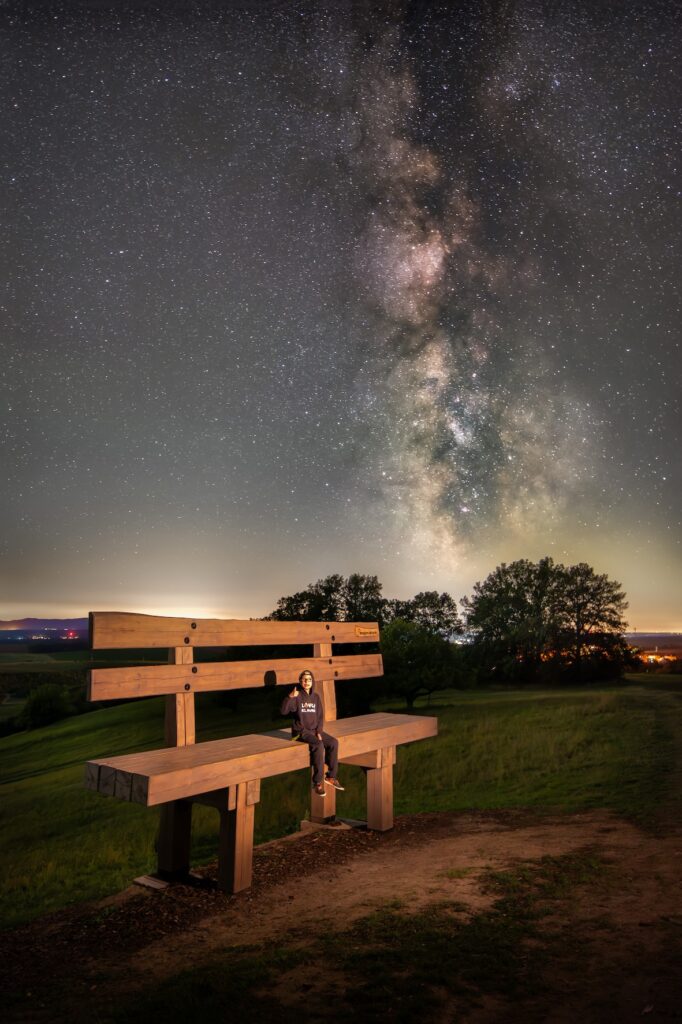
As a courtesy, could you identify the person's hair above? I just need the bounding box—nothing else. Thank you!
[298,669,315,685]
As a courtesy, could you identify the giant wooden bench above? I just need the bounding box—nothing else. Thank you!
[84,612,438,892]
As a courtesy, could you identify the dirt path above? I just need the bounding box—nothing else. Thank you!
[7,683,682,1020]
[4,806,681,1023]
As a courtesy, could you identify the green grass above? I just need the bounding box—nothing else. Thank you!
[0,683,680,930]
[0,698,25,722]
[0,649,168,674]
[624,672,682,688]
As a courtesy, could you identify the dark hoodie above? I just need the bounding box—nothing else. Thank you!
[280,686,323,736]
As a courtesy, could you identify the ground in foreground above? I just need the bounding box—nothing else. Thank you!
[2,807,681,1023]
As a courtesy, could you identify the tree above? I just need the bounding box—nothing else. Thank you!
[385,590,463,639]
[269,573,386,622]
[343,573,386,622]
[461,558,564,680]
[381,619,460,708]
[557,563,628,676]
[269,574,346,621]
[462,557,629,683]
[19,683,73,729]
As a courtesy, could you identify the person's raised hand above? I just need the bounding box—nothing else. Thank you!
[289,687,299,698]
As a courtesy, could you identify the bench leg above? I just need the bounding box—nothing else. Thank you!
[157,800,193,879]
[310,780,336,824]
[218,780,259,893]
[366,747,396,831]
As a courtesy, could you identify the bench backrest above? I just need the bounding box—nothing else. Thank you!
[88,612,382,748]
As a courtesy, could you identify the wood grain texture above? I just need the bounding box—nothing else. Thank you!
[340,750,381,769]
[190,787,230,810]
[83,610,440,892]
[83,762,100,790]
[367,754,394,831]
[157,800,192,879]
[99,764,117,797]
[310,782,336,823]
[90,611,380,649]
[164,648,195,748]
[312,641,337,724]
[85,713,437,806]
[219,782,255,892]
[88,653,383,700]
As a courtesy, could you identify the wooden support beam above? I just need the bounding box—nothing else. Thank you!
[366,747,395,831]
[310,781,336,823]
[217,781,258,892]
[313,642,337,722]
[341,750,381,769]
[308,641,337,822]
[164,647,195,746]
[157,647,195,879]
[157,800,193,879]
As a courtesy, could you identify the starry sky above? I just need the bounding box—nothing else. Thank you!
[1,0,680,629]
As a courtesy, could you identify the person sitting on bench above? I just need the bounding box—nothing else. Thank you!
[281,670,344,796]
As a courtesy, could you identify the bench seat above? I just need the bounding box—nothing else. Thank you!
[84,612,440,892]
[85,711,438,806]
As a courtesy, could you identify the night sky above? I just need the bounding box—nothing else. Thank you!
[2,1,680,628]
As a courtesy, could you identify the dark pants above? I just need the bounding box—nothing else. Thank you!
[298,730,339,785]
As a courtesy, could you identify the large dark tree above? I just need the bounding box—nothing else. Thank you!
[269,573,385,622]
[461,557,564,679]
[381,619,460,708]
[343,573,385,623]
[385,590,463,639]
[557,562,628,675]
[461,557,629,683]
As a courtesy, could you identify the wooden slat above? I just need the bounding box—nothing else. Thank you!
[114,770,133,800]
[90,611,380,649]
[131,774,149,804]
[156,647,196,879]
[310,640,336,821]
[246,779,261,806]
[99,764,117,796]
[341,750,381,769]
[219,781,255,892]
[314,641,337,724]
[85,714,437,806]
[164,647,195,747]
[367,755,394,831]
[88,653,383,700]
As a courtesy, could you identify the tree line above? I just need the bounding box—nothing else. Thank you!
[269,559,632,707]
[2,557,632,732]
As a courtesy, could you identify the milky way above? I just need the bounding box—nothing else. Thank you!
[1,1,679,627]
[350,23,596,565]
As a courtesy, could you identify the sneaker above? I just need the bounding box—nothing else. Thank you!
[325,777,345,791]
[313,783,325,796]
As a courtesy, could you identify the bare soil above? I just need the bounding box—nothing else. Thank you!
[3,807,681,1023]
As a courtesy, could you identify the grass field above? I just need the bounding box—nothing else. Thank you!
[0,678,680,930]
[0,698,25,722]
[0,650,166,674]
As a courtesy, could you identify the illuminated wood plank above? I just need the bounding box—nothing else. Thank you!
[90,612,380,649]
[88,653,383,700]
[85,714,437,806]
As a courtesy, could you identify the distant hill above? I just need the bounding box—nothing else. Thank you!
[626,633,682,655]
[0,618,88,634]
